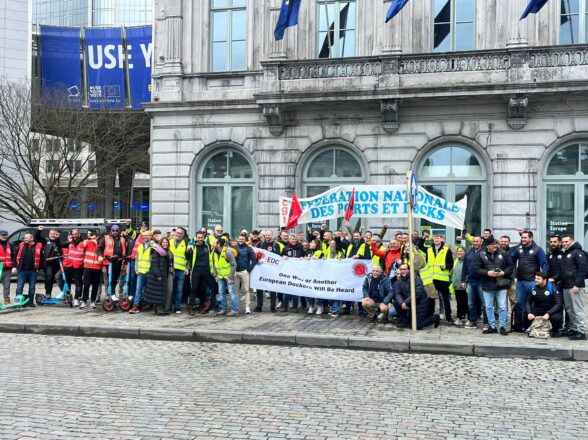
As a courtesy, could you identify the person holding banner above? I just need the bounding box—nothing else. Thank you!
[256,231,280,313]
[361,265,393,322]
[312,240,344,316]
[282,234,306,312]
[386,263,440,330]
[344,230,371,316]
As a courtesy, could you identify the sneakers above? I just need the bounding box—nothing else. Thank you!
[434,314,441,328]
[228,310,238,317]
[129,305,139,314]
[175,309,181,314]
[216,310,227,316]
[329,312,339,318]
[73,299,79,307]
[483,327,497,334]
[483,323,490,331]
[90,302,96,309]
[439,314,446,321]
[79,301,87,309]
[499,327,508,336]
[308,306,315,314]
[276,301,282,309]
[111,294,119,302]
[464,321,477,329]
[245,307,251,314]
[315,307,324,315]
[453,318,462,326]
[376,312,384,322]
[569,332,587,340]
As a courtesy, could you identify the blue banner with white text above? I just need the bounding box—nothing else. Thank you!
[84,27,126,109]
[126,26,153,109]
[40,26,82,108]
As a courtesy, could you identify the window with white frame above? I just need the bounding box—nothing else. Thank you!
[317,0,356,58]
[560,0,588,44]
[433,0,475,52]
[210,0,247,72]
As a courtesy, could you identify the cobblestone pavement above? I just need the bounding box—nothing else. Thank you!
[1,334,587,440]
[1,290,587,348]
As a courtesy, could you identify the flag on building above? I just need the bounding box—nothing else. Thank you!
[286,193,303,229]
[520,0,549,20]
[344,187,355,222]
[274,0,302,41]
[386,0,410,23]
[318,3,350,58]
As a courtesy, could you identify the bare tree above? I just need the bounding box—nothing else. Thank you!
[0,80,149,224]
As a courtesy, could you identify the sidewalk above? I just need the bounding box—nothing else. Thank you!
[1,298,587,361]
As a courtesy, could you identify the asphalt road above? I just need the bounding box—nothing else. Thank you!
[1,334,587,440]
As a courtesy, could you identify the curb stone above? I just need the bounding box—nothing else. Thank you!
[0,322,585,361]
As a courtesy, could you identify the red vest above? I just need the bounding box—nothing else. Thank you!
[82,240,102,270]
[0,242,12,269]
[16,242,43,270]
[62,247,72,268]
[130,235,144,260]
[67,241,85,269]
[103,235,127,266]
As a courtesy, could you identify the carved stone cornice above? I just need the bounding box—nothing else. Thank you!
[262,104,284,136]
[381,100,399,133]
[507,96,528,130]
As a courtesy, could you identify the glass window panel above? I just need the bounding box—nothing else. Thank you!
[231,186,253,238]
[561,0,580,15]
[335,150,362,178]
[318,2,336,32]
[228,152,252,178]
[456,0,474,22]
[231,9,247,40]
[340,30,355,57]
[421,147,452,178]
[307,150,335,178]
[212,42,228,71]
[233,0,247,7]
[434,0,451,23]
[546,184,575,239]
[455,184,482,236]
[342,2,355,30]
[231,41,246,70]
[455,23,474,51]
[560,14,580,44]
[306,185,330,197]
[212,0,230,8]
[451,147,482,177]
[581,145,588,174]
[202,187,225,231]
[547,145,579,175]
[434,23,451,51]
[203,152,229,179]
[212,11,227,42]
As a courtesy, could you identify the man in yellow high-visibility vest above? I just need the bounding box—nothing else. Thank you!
[426,233,454,325]
[212,237,238,316]
[129,230,153,314]
[170,226,189,314]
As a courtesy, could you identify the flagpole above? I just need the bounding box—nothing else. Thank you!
[323,1,333,55]
[407,171,417,333]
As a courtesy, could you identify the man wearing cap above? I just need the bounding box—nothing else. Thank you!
[248,230,263,248]
[0,230,16,305]
[98,225,126,301]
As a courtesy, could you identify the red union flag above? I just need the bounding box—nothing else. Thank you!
[286,192,303,229]
[344,187,355,222]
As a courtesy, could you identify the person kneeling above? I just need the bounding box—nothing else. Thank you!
[361,266,393,322]
[386,263,440,329]
[527,271,563,337]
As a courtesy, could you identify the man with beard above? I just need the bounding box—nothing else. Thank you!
[35,226,66,298]
[66,229,85,306]
[499,235,518,311]
[344,230,371,315]
[282,234,305,312]
[256,231,280,312]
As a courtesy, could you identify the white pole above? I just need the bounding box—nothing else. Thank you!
[407,171,417,333]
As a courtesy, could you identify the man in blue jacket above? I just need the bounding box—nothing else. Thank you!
[361,265,392,322]
[461,236,486,329]
[511,230,549,311]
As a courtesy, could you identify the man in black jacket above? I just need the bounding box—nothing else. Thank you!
[559,234,588,340]
[282,234,305,312]
[187,231,213,315]
[256,231,280,312]
[35,226,65,298]
[527,272,563,333]
[235,233,257,314]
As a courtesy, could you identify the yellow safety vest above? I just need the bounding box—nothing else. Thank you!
[372,245,386,267]
[314,249,343,259]
[170,239,187,271]
[427,246,451,282]
[346,242,368,258]
[213,247,233,279]
[137,244,152,275]
[190,242,212,273]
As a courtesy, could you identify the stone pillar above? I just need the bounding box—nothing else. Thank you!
[269,7,287,59]
[153,1,183,102]
[382,1,402,54]
[506,0,529,47]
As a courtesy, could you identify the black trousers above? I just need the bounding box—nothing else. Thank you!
[44,260,63,296]
[82,268,101,302]
[191,272,209,306]
[65,267,83,300]
[433,279,452,321]
[256,290,276,311]
[455,289,468,320]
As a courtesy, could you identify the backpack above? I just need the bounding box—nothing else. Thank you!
[528,318,552,339]
[510,304,529,333]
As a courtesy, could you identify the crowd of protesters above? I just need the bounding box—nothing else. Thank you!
[0,220,586,340]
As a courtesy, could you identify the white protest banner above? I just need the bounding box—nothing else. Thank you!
[250,248,373,301]
[279,185,466,230]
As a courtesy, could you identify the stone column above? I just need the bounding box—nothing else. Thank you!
[269,7,287,59]
[506,0,529,47]
[382,1,402,54]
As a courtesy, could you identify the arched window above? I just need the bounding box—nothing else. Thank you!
[418,144,486,244]
[302,146,365,230]
[197,149,255,238]
[543,142,588,247]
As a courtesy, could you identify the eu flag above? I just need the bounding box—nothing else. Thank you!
[386,0,410,23]
[520,0,549,20]
[274,0,302,41]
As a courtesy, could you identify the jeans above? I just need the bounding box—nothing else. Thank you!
[467,281,486,324]
[133,273,147,306]
[282,294,299,310]
[331,300,340,315]
[393,303,436,329]
[15,270,37,303]
[172,269,186,311]
[516,280,535,310]
[218,278,239,312]
[125,261,137,298]
[483,289,507,329]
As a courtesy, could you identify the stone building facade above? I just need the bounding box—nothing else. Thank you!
[147,0,588,247]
